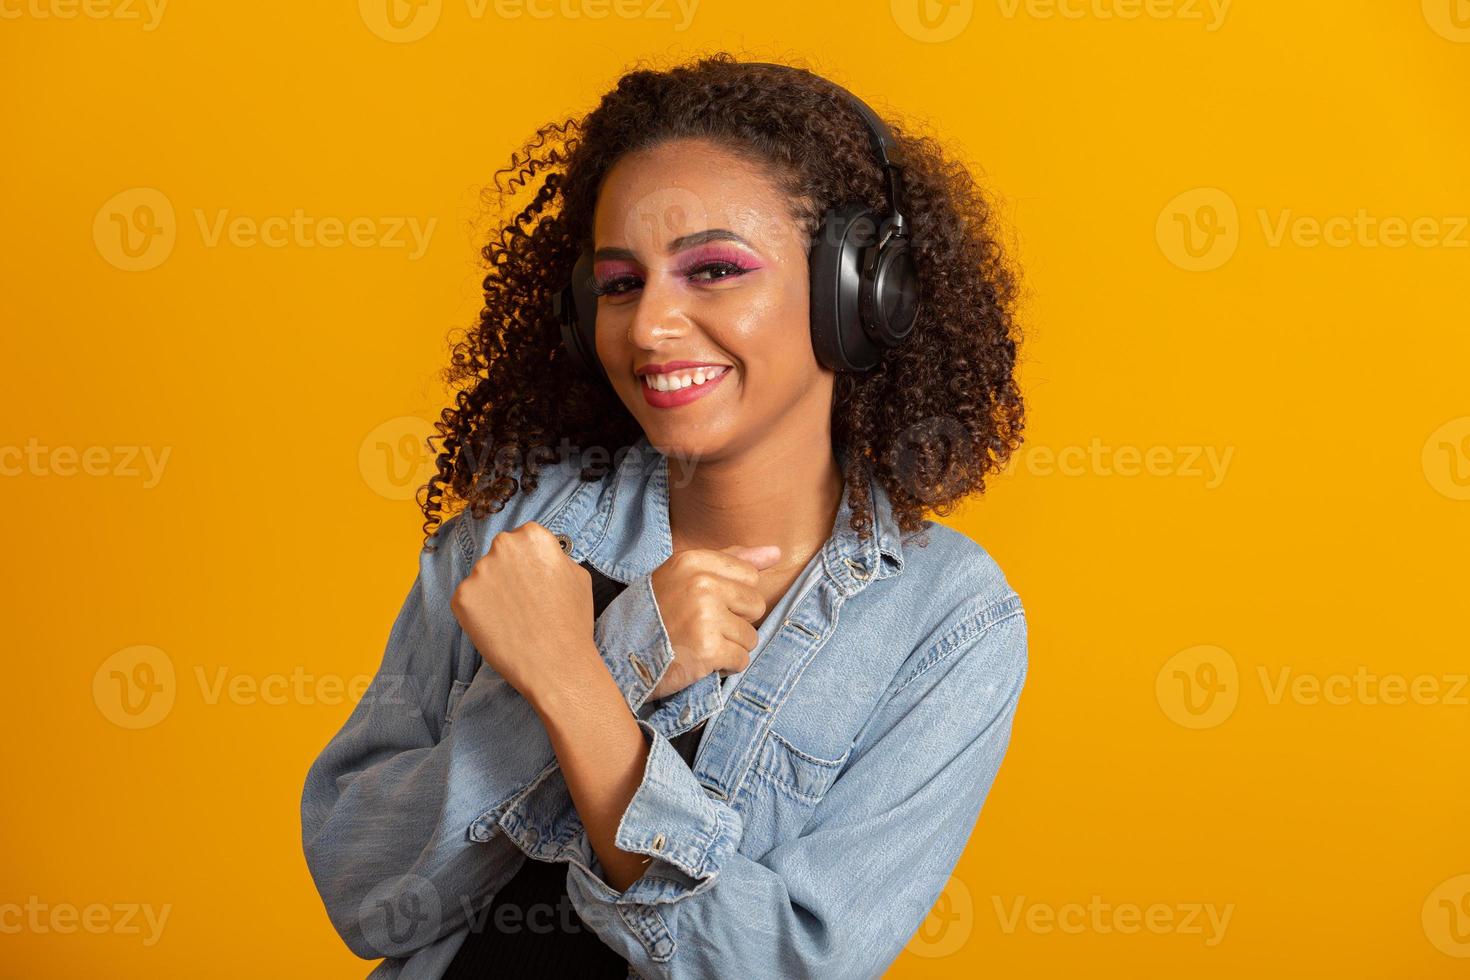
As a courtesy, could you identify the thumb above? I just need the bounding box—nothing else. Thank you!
[721,544,782,571]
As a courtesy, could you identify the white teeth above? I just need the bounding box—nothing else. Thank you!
[642,365,729,393]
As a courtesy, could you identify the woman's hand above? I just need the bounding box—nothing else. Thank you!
[449,521,597,704]
[647,544,782,701]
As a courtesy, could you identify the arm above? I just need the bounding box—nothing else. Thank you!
[299,514,549,961]
[528,643,660,893]
[556,592,1029,978]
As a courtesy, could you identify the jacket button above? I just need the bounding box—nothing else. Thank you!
[652,833,665,852]
[679,705,692,724]
[554,533,573,555]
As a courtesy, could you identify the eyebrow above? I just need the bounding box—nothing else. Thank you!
[592,228,751,263]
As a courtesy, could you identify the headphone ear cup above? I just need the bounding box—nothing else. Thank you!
[863,232,921,346]
[809,203,884,372]
[556,250,607,385]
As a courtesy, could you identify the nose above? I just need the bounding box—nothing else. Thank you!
[624,269,688,351]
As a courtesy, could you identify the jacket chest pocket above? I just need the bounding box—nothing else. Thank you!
[751,727,852,805]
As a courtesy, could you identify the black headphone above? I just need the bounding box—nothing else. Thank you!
[553,62,921,385]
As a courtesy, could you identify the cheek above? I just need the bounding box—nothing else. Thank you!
[594,314,636,385]
[721,270,815,377]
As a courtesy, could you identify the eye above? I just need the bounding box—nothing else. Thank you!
[685,260,750,284]
[590,258,755,297]
[590,274,642,298]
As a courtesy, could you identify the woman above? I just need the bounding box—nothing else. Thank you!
[302,54,1028,979]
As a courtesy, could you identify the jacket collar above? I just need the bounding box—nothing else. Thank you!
[576,436,906,595]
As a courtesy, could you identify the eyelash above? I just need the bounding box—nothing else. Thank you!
[590,260,753,297]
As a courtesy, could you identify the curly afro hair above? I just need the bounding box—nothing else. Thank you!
[419,53,1025,548]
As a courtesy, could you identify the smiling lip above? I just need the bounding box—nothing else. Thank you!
[639,364,732,409]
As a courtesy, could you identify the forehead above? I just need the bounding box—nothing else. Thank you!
[592,138,799,251]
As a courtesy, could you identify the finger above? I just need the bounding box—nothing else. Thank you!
[721,544,782,572]
[678,547,768,586]
[720,582,767,624]
[716,641,752,676]
[682,545,780,587]
[720,615,760,653]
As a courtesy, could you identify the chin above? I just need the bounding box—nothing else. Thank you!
[639,426,732,466]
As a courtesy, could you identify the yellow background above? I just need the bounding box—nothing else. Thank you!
[3,0,1467,976]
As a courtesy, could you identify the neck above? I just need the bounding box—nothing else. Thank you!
[665,430,845,575]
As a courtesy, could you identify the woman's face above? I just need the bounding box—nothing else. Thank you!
[591,137,831,463]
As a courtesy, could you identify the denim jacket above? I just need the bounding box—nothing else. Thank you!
[300,436,1028,979]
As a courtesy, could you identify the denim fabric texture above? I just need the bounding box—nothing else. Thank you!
[300,436,1029,979]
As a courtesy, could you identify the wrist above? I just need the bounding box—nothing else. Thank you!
[525,639,612,718]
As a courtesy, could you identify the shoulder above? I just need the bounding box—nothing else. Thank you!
[893,520,1024,632]
[902,520,1020,614]
[883,520,1027,693]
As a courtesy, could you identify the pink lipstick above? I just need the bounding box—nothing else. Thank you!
[637,363,732,409]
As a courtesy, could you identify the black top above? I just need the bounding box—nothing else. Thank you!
[442,563,704,978]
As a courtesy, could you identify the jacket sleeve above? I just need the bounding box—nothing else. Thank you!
[299,513,545,961]
[563,592,1029,979]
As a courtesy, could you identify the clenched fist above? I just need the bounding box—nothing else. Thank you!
[647,544,782,701]
[449,521,596,702]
